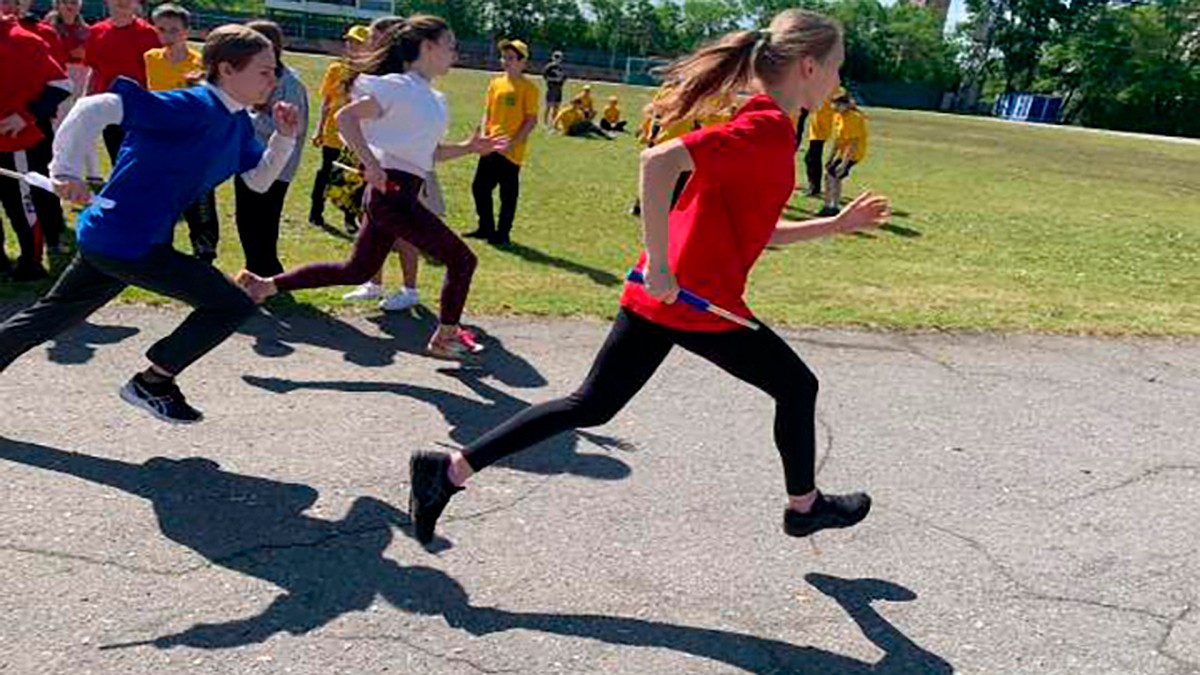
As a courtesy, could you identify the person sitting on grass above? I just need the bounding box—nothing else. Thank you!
[820,90,867,217]
[575,84,594,119]
[599,95,626,132]
[554,98,613,139]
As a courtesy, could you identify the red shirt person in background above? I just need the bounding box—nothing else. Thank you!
[0,11,71,278]
[84,0,159,160]
[14,0,66,65]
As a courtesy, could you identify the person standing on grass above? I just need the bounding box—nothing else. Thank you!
[310,24,367,232]
[233,19,307,277]
[821,90,867,217]
[338,15,437,314]
[144,3,221,263]
[0,25,299,424]
[0,5,71,280]
[803,88,838,197]
[407,9,892,546]
[541,49,566,128]
[44,0,102,188]
[465,38,538,247]
[84,0,160,161]
[234,15,508,362]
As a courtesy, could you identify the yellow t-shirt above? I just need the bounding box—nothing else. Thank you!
[143,46,202,92]
[808,98,835,141]
[484,74,540,165]
[834,108,868,162]
[554,106,584,132]
[602,103,621,124]
[318,60,352,148]
[578,91,594,117]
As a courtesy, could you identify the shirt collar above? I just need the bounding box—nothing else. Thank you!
[205,83,247,113]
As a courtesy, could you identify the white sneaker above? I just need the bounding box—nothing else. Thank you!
[343,281,383,301]
[379,287,420,312]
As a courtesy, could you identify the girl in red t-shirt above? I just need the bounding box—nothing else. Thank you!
[408,9,891,545]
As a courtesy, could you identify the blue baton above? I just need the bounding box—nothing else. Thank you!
[626,268,759,330]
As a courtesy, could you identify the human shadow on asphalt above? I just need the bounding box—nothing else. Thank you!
[0,436,951,671]
[238,302,548,389]
[241,368,633,481]
[45,320,141,365]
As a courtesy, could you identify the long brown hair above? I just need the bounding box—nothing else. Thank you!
[646,9,841,129]
[351,14,449,80]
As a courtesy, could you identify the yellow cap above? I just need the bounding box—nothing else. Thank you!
[582,84,591,91]
[498,38,530,60]
[344,25,370,43]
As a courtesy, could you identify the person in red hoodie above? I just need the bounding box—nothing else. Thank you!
[84,0,159,160]
[0,8,71,279]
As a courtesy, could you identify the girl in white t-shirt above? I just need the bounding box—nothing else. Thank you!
[238,15,507,361]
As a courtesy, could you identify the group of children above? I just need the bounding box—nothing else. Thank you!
[1,5,892,553]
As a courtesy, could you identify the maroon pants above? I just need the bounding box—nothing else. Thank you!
[273,170,477,325]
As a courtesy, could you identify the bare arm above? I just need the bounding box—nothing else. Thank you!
[769,192,890,245]
[335,95,387,191]
[638,139,694,302]
[511,114,537,147]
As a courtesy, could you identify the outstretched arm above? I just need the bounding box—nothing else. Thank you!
[769,191,890,245]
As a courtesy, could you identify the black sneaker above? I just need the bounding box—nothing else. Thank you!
[118,375,204,424]
[817,206,841,218]
[409,450,462,544]
[489,232,511,247]
[783,492,872,537]
[308,213,325,228]
[463,228,494,240]
[10,262,48,282]
[345,216,359,235]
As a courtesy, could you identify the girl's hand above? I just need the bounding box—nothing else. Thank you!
[468,128,509,155]
[53,177,93,204]
[362,161,389,193]
[310,134,323,148]
[0,113,28,136]
[272,102,301,138]
[644,261,679,304]
[836,191,891,233]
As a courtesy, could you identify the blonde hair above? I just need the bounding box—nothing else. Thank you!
[646,9,841,130]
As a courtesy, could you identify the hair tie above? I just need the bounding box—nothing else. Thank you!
[754,28,771,47]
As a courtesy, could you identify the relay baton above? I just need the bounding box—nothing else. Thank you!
[0,167,115,209]
[626,268,759,330]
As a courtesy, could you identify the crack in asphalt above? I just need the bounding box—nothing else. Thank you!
[1054,464,1200,507]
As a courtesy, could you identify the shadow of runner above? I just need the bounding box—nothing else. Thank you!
[243,368,632,481]
[0,436,952,671]
[46,320,140,365]
[490,241,622,288]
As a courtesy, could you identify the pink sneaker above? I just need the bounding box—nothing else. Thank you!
[427,327,484,361]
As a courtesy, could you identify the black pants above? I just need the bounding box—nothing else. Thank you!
[182,190,220,263]
[804,139,826,193]
[794,108,809,151]
[600,119,627,132]
[462,308,820,496]
[471,152,521,236]
[235,176,289,277]
[309,146,340,223]
[0,147,59,269]
[0,245,256,375]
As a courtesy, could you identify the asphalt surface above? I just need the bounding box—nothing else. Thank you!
[1,304,1197,674]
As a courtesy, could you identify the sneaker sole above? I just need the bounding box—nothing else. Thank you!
[379,300,420,312]
[117,383,203,425]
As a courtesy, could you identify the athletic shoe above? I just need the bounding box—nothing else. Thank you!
[463,228,494,240]
[308,213,326,228]
[342,281,382,301]
[379,287,420,312]
[817,206,841,218]
[782,492,872,537]
[409,450,462,544]
[345,217,359,235]
[426,327,484,362]
[489,231,511,247]
[10,263,48,282]
[118,375,204,424]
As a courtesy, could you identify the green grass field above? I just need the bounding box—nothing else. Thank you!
[5,50,1199,334]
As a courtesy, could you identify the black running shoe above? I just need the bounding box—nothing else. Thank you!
[783,492,872,537]
[463,228,494,240]
[409,450,462,544]
[118,375,204,424]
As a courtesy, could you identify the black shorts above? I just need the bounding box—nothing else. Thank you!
[546,87,563,104]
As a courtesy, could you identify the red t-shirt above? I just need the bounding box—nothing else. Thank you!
[84,17,160,93]
[0,18,68,153]
[620,94,797,331]
[19,17,67,66]
[46,19,89,64]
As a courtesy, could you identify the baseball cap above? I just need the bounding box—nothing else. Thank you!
[344,25,370,43]
[498,38,530,60]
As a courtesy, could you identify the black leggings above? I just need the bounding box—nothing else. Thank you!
[462,308,820,496]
